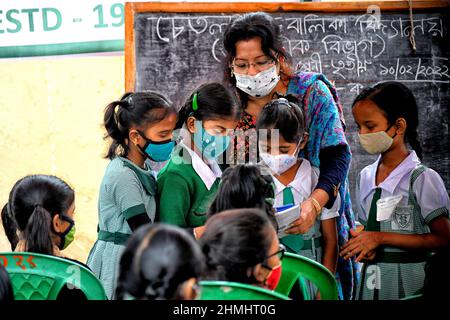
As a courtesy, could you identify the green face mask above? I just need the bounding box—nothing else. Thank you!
[57,215,76,250]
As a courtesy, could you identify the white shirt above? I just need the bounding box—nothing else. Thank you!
[357,150,450,224]
[179,141,222,190]
[272,158,340,221]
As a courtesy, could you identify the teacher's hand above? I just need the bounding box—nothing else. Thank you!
[285,198,319,235]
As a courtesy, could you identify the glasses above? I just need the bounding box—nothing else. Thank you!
[231,57,276,74]
[265,244,286,261]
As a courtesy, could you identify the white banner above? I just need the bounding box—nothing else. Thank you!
[0,0,125,47]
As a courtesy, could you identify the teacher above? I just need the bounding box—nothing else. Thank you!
[222,11,357,299]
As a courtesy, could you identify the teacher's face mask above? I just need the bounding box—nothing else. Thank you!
[234,65,280,98]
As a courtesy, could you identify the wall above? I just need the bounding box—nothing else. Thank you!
[0,53,124,263]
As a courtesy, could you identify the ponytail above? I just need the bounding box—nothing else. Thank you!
[104,98,132,160]
[103,92,175,160]
[407,130,423,160]
[23,205,53,255]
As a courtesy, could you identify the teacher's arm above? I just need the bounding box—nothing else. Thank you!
[287,79,350,234]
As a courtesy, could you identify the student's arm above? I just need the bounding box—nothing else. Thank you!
[157,172,191,227]
[309,80,350,209]
[321,218,338,274]
[112,171,152,232]
[341,217,450,262]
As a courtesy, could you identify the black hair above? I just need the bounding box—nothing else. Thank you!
[104,91,176,160]
[208,164,277,230]
[222,12,292,107]
[256,94,306,144]
[422,248,450,300]
[115,223,204,300]
[0,265,14,301]
[352,81,423,159]
[10,175,75,255]
[199,208,275,285]
[176,82,240,129]
[1,204,19,251]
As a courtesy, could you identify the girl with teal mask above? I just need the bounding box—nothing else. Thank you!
[157,82,240,238]
[87,91,177,299]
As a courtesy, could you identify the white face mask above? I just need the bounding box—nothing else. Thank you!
[358,129,395,154]
[234,65,280,98]
[260,142,301,175]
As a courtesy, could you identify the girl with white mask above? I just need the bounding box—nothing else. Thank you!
[223,12,355,299]
[342,81,450,300]
[257,96,340,300]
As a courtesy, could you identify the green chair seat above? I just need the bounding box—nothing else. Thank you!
[275,252,339,300]
[0,252,107,300]
[199,280,290,300]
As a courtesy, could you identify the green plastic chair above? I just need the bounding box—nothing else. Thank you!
[0,252,107,300]
[275,252,339,300]
[401,293,423,301]
[199,280,290,300]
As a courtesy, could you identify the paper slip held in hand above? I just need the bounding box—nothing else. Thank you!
[274,204,300,238]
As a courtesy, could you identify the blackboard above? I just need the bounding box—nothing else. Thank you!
[125,1,450,204]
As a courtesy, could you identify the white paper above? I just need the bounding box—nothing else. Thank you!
[274,204,300,238]
[376,195,403,221]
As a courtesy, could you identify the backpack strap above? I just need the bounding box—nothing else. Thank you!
[408,164,428,220]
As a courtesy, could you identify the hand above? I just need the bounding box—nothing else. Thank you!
[193,226,206,240]
[340,229,381,262]
[359,249,377,263]
[285,198,319,235]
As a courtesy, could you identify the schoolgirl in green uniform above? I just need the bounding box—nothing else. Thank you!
[157,83,240,237]
[342,81,450,300]
[87,92,177,299]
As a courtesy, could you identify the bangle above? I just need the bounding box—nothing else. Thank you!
[310,197,322,217]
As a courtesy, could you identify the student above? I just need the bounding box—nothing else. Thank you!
[87,92,177,299]
[157,83,240,236]
[256,96,339,298]
[7,174,87,300]
[9,175,77,258]
[222,12,355,299]
[115,223,204,300]
[199,208,284,291]
[208,164,277,228]
[341,81,450,300]
[0,265,14,301]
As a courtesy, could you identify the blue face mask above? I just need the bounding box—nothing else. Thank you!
[138,131,175,162]
[193,121,231,160]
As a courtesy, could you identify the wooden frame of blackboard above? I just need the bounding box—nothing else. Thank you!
[125,0,450,91]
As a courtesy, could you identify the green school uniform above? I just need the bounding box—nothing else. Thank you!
[87,156,157,299]
[157,142,221,228]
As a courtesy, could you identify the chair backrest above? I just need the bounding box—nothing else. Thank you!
[401,293,423,301]
[199,280,290,300]
[275,252,339,300]
[0,252,107,300]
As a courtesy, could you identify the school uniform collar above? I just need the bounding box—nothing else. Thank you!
[119,156,156,196]
[273,159,312,199]
[179,141,222,190]
[360,150,421,201]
